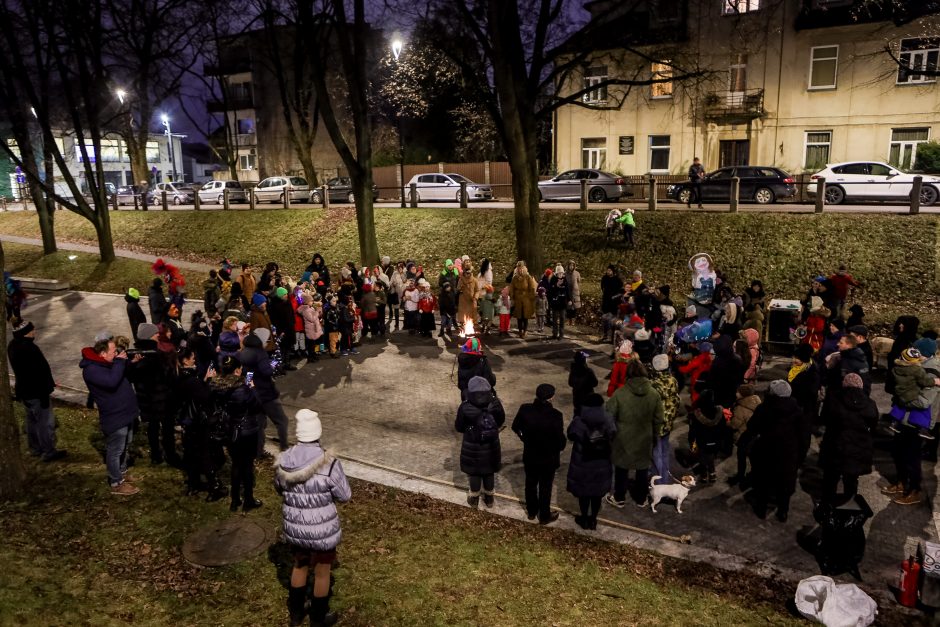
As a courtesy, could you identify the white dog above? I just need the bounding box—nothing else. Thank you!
[647,475,696,514]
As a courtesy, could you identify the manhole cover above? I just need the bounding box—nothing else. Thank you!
[182,518,270,567]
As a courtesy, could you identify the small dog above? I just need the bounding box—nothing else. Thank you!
[647,475,696,514]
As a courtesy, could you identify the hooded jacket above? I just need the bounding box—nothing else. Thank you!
[275,442,352,551]
[731,394,761,443]
[605,376,664,470]
[126,339,174,415]
[297,304,323,341]
[305,255,330,289]
[125,294,147,340]
[744,395,803,495]
[742,328,761,382]
[708,335,745,407]
[456,352,495,393]
[568,354,598,414]
[148,284,167,324]
[455,377,506,476]
[8,335,55,401]
[80,349,139,435]
[249,305,275,351]
[237,335,279,403]
[892,360,936,406]
[819,388,877,477]
[566,403,617,498]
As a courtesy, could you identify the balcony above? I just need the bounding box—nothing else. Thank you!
[207,96,254,113]
[701,89,764,124]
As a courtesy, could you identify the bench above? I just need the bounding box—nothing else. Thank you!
[13,277,71,291]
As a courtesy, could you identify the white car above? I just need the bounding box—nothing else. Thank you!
[151,182,194,205]
[406,173,493,202]
[198,180,247,204]
[808,161,940,206]
[253,176,310,204]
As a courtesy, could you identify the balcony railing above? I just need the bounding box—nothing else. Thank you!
[702,88,764,123]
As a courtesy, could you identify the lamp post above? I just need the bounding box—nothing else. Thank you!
[391,38,406,208]
[161,113,177,182]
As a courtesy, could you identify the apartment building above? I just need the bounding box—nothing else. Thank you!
[554,0,940,176]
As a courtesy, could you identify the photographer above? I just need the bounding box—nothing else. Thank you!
[175,348,226,500]
[127,323,181,467]
[238,328,290,456]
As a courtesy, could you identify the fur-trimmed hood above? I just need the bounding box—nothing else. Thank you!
[275,443,336,486]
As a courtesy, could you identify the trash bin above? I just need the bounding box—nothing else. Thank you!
[767,299,801,350]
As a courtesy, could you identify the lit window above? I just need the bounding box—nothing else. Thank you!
[804,131,831,170]
[722,0,760,14]
[582,66,608,104]
[146,141,160,163]
[581,138,606,169]
[809,45,839,89]
[651,62,673,98]
[897,38,939,85]
[239,149,256,171]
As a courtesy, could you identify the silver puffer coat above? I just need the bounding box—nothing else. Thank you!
[275,443,352,551]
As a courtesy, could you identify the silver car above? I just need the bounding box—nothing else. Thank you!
[538,169,631,202]
[253,176,310,204]
[151,181,194,206]
[406,173,493,202]
[198,180,248,204]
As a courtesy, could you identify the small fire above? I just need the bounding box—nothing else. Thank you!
[460,319,475,338]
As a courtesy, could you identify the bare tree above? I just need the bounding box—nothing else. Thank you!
[0,241,27,500]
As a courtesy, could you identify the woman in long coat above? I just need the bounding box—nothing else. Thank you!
[509,261,537,338]
[567,393,616,530]
[457,264,478,328]
[566,259,582,318]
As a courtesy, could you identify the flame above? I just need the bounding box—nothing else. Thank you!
[459,319,475,338]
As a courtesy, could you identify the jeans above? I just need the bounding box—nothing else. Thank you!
[259,399,290,454]
[105,425,134,486]
[524,464,556,521]
[23,398,57,458]
[467,473,495,495]
[551,311,565,338]
[613,466,649,504]
[651,435,672,484]
[440,313,453,332]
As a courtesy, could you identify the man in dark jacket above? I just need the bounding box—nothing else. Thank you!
[548,267,571,340]
[267,287,297,370]
[456,338,495,400]
[790,343,821,457]
[148,278,167,325]
[824,334,872,396]
[819,373,877,504]
[707,335,745,408]
[512,384,566,524]
[127,322,180,467]
[125,288,147,340]
[238,329,290,455]
[8,320,65,461]
[80,332,141,496]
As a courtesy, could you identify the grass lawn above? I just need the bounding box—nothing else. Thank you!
[0,208,937,328]
[0,404,808,626]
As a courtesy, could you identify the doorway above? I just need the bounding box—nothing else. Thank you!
[719,140,750,167]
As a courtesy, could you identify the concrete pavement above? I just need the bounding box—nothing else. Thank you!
[16,288,939,604]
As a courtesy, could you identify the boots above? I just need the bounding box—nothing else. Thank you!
[309,596,337,627]
[288,586,308,626]
[483,490,495,508]
[467,491,480,508]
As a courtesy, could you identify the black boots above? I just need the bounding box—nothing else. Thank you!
[288,586,308,627]
[310,596,337,626]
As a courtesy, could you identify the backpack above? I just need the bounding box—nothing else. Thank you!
[475,408,499,443]
[581,426,611,459]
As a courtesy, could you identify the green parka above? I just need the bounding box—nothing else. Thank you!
[605,376,664,470]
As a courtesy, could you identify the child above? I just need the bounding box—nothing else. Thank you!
[417,279,437,338]
[297,294,323,361]
[889,347,940,436]
[439,281,456,338]
[498,286,512,336]
[607,340,636,397]
[402,279,419,335]
[373,281,387,337]
[616,208,636,247]
[478,285,496,335]
[535,286,548,334]
[324,296,340,358]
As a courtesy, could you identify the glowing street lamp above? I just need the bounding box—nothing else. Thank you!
[161,114,177,182]
[115,89,126,105]
[391,38,406,207]
[391,38,403,61]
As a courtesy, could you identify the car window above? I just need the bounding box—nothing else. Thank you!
[437,175,450,184]
[327,178,340,187]
[835,163,869,175]
[555,171,577,181]
[869,164,893,176]
[415,175,431,183]
[756,168,779,177]
[447,174,471,184]
[587,171,600,179]
[290,177,307,186]
[709,169,733,180]
[225,182,241,189]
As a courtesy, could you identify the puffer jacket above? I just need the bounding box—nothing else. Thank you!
[218,330,241,361]
[298,304,323,341]
[455,377,506,476]
[742,328,760,382]
[275,443,352,551]
[80,349,139,435]
[730,394,761,443]
[126,339,174,415]
[566,404,616,498]
[237,335,279,403]
[892,360,936,406]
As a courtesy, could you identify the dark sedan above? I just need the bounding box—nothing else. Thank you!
[310,177,379,204]
[667,166,796,205]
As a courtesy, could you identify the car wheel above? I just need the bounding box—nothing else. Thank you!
[754,187,775,205]
[347,191,355,204]
[588,187,606,203]
[277,193,285,205]
[677,188,694,205]
[310,190,322,204]
[823,185,845,205]
[919,185,938,207]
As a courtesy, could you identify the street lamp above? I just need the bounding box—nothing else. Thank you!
[161,113,177,182]
[115,89,126,105]
[391,39,405,207]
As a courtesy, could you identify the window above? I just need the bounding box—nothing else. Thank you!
[651,62,673,98]
[832,163,868,175]
[809,45,839,89]
[99,139,123,162]
[581,138,606,169]
[804,131,831,170]
[897,38,939,84]
[237,118,255,134]
[889,128,929,169]
[230,82,251,101]
[722,0,760,15]
[146,141,160,163]
[582,66,608,104]
[729,54,747,94]
[869,163,894,176]
[239,149,256,171]
[648,135,670,172]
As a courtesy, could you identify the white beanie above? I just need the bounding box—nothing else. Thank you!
[381,255,391,265]
[253,327,271,345]
[635,328,651,342]
[295,409,322,443]
[652,354,669,372]
[618,340,633,356]
[554,264,565,277]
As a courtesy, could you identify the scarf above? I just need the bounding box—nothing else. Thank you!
[787,362,809,382]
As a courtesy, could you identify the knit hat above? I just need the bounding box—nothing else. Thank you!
[698,341,713,354]
[94,330,114,343]
[829,318,845,331]
[658,285,671,298]
[809,296,824,313]
[535,384,556,401]
[127,287,140,300]
[462,338,482,355]
[847,325,868,338]
[914,337,938,358]
[382,255,391,265]
[12,320,33,338]
[467,375,491,393]
[295,409,322,443]
[461,255,470,263]
[901,347,925,364]
[136,322,159,341]
[793,343,814,363]
[275,287,289,299]
[685,305,697,318]
[635,328,651,342]
[554,264,565,277]
[842,373,864,389]
[618,340,633,356]
[418,278,430,288]
[252,293,267,308]
[652,354,669,372]
[768,379,792,398]
[253,327,271,345]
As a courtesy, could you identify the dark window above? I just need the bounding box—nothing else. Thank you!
[834,163,869,175]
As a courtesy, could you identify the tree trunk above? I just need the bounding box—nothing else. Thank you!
[353,177,379,266]
[129,150,149,189]
[94,208,116,262]
[39,145,56,254]
[507,144,543,273]
[298,151,320,189]
[0,240,27,501]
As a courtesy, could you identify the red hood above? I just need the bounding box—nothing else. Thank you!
[81,346,111,364]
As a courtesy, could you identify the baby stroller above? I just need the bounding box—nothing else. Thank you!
[605,209,623,241]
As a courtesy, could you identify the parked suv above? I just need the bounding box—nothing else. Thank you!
[667,166,795,205]
[310,177,379,204]
[406,173,493,202]
[808,161,940,206]
[538,169,631,202]
[198,180,247,204]
[253,176,310,204]
[151,181,194,206]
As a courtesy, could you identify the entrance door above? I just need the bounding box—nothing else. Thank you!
[719,140,750,168]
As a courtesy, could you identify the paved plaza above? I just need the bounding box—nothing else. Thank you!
[19,288,939,600]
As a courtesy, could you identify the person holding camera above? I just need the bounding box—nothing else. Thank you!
[239,327,291,457]
[127,322,181,468]
[455,376,506,508]
[175,348,226,500]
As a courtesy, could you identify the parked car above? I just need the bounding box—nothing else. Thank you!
[151,181,194,206]
[538,169,631,202]
[198,180,247,204]
[115,185,139,206]
[310,177,379,204]
[807,161,940,206]
[253,176,310,204]
[667,166,795,205]
[406,173,493,202]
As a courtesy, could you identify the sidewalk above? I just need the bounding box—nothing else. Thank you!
[17,288,938,606]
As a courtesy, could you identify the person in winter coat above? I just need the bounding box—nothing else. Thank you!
[741,328,761,383]
[387,262,405,331]
[649,354,679,484]
[298,294,324,360]
[819,373,877,504]
[509,261,537,338]
[175,347,226,500]
[729,384,761,487]
[707,335,745,409]
[127,322,180,467]
[125,288,147,340]
[827,265,862,320]
[248,293,275,351]
[439,281,457,337]
[600,265,624,321]
[202,270,222,316]
[885,315,919,395]
[439,259,459,293]
[337,294,358,355]
[566,393,616,530]
[512,384,567,525]
[148,278,167,325]
[268,287,298,370]
[80,332,141,495]
[823,334,872,397]
[238,329,290,454]
[548,265,571,339]
[535,287,548,334]
[846,304,865,330]
[359,284,379,339]
[305,254,330,291]
[457,265,478,328]
[788,343,821,458]
[741,305,764,338]
[632,328,655,366]
[744,380,803,522]
[568,350,598,417]
[687,389,727,483]
[604,360,664,507]
[566,259,582,319]
[678,342,713,406]
[8,320,66,461]
[455,376,506,508]
[456,337,495,399]
[607,340,637,397]
[218,316,242,364]
[275,408,352,627]
[848,325,873,371]
[743,279,767,315]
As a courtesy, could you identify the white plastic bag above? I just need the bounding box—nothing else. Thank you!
[795,575,877,627]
